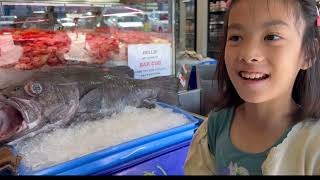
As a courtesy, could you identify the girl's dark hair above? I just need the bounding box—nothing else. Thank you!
[214,0,320,122]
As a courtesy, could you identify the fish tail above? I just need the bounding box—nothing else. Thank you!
[147,76,180,106]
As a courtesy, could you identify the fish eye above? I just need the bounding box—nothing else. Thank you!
[24,82,43,96]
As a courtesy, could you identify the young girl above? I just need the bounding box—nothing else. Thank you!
[184,0,320,175]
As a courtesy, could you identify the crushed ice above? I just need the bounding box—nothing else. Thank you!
[14,105,190,171]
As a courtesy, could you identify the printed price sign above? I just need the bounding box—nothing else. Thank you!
[128,44,172,79]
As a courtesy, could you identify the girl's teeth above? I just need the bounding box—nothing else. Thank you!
[254,74,262,79]
[240,72,267,79]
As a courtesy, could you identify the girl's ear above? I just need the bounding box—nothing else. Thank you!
[301,39,319,70]
[301,60,312,70]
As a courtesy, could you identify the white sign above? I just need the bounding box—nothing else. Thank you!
[128,44,172,79]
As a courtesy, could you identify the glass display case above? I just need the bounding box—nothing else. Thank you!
[175,0,196,53]
[207,0,226,59]
[184,0,196,51]
[0,0,174,80]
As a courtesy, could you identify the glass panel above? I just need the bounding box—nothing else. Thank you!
[0,0,174,78]
[184,0,195,51]
[175,0,196,54]
[207,0,227,59]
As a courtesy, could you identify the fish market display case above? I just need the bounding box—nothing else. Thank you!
[0,0,200,117]
[0,0,204,176]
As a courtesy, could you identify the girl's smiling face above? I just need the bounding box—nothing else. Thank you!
[225,0,310,103]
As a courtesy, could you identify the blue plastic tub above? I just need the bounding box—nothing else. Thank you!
[197,58,217,65]
[110,140,192,176]
[17,102,199,175]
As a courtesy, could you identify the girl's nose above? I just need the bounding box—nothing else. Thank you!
[239,40,264,63]
[241,57,261,63]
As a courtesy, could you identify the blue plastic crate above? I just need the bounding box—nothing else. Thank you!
[110,140,192,176]
[16,102,199,175]
[188,58,217,90]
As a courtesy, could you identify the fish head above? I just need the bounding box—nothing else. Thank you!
[0,101,27,144]
[0,75,79,144]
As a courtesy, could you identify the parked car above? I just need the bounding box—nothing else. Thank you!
[21,16,51,29]
[75,12,102,29]
[102,13,144,30]
[57,17,75,30]
[0,16,17,28]
[147,11,169,33]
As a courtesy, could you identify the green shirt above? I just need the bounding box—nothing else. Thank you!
[207,107,292,175]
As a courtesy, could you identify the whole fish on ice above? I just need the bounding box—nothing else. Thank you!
[0,66,179,145]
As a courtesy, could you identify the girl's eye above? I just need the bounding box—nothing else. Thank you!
[264,34,281,41]
[228,36,242,42]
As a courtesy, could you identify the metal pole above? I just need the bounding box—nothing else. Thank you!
[171,0,176,76]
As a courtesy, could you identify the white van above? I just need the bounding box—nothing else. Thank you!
[103,13,144,30]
